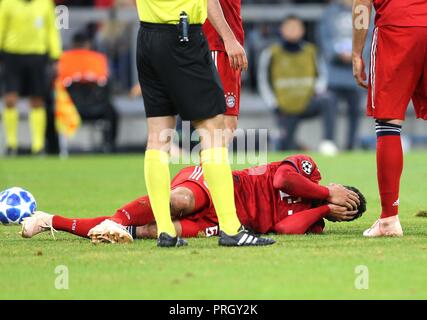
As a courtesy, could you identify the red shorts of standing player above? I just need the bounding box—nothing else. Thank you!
[21,155,365,243]
[352,0,427,237]
[203,0,245,129]
[210,50,242,118]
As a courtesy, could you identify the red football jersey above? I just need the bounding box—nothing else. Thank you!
[232,155,322,233]
[199,155,323,234]
[202,0,244,51]
[373,0,427,27]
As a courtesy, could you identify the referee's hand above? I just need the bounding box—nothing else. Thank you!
[224,38,248,71]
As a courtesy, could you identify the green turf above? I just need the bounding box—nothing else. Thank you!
[1,152,426,299]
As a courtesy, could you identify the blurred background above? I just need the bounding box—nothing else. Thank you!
[0,0,426,157]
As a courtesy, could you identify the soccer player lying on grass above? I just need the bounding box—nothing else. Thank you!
[21,155,365,244]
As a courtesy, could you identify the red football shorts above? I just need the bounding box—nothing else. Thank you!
[171,166,219,238]
[211,50,241,117]
[368,26,427,120]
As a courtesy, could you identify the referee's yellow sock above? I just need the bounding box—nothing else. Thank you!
[29,107,47,154]
[2,107,19,150]
[144,149,176,237]
[201,147,241,236]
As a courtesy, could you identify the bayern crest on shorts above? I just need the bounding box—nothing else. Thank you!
[225,93,236,108]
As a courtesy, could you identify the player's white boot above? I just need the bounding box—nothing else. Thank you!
[88,219,133,244]
[363,215,403,237]
[20,211,56,239]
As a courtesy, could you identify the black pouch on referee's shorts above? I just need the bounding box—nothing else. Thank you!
[178,11,190,43]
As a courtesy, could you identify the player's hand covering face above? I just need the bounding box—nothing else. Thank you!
[327,183,360,210]
[326,204,359,222]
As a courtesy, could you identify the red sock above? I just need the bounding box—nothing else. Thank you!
[52,216,110,238]
[110,196,155,226]
[376,121,403,218]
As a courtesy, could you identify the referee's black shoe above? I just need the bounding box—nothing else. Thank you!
[157,232,188,248]
[219,226,275,247]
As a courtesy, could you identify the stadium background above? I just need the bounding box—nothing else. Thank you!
[1,0,426,155]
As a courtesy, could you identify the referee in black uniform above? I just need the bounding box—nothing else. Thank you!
[130,0,275,247]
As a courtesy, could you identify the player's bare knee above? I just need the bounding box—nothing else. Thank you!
[170,188,194,216]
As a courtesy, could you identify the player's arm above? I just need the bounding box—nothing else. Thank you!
[273,164,360,209]
[273,204,358,235]
[273,164,330,200]
[207,0,247,71]
[352,0,372,89]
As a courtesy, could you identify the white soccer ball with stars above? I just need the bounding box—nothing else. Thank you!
[0,187,37,225]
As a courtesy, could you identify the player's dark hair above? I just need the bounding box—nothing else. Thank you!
[282,14,302,24]
[72,32,91,48]
[344,186,367,221]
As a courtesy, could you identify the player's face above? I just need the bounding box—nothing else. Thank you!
[281,19,305,43]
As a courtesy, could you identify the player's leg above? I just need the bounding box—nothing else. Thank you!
[1,53,21,155]
[2,93,19,155]
[363,26,426,237]
[21,185,200,241]
[28,55,48,154]
[280,113,302,150]
[88,179,210,243]
[135,25,191,247]
[144,115,190,247]
[193,116,275,246]
[343,88,362,150]
[134,216,215,239]
[28,97,47,155]
[192,115,241,235]
[21,210,111,239]
[109,184,209,226]
[303,93,338,155]
[363,118,404,237]
[224,115,238,142]
[215,50,241,140]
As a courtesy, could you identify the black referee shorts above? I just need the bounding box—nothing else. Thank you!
[2,53,48,97]
[136,22,226,121]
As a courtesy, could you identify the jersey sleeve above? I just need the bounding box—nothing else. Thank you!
[282,154,322,183]
[273,205,329,235]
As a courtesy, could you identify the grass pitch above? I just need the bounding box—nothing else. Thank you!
[0,152,426,300]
